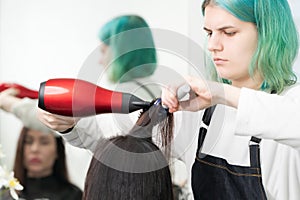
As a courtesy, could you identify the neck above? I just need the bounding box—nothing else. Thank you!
[27,169,53,179]
[231,75,263,90]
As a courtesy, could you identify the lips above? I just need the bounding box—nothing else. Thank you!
[213,57,228,65]
[29,158,42,164]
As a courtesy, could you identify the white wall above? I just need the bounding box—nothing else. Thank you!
[0,0,300,191]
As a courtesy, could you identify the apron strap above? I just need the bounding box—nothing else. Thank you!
[249,136,262,168]
[196,105,216,155]
[196,106,263,168]
[250,136,261,144]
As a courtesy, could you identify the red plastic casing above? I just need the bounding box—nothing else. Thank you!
[38,78,147,117]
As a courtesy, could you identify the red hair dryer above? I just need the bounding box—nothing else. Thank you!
[0,82,38,99]
[38,78,151,117]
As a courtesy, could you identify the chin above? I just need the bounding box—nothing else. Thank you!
[28,168,44,175]
[216,70,227,78]
[217,75,230,81]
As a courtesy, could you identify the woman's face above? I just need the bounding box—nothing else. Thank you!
[23,130,57,178]
[204,4,261,88]
[99,43,112,67]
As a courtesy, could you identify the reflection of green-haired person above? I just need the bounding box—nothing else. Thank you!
[37,14,162,150]
[99,15,157,83]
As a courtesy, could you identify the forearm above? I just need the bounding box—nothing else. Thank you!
[0,95,22,112]
[59,117,102,152]
[174,80,241,112]
[235,85,300,148]
[210,82,241,108]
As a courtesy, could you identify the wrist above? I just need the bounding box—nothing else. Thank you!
[221,84,240,108]
[208,82,240,108]
[59,126,75,134]
[207,81,225,105]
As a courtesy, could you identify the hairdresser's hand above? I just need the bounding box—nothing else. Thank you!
[37,108,81,133]
[162,76,213,113]
[0,88,20,112]
[162,76,241,112]
[0,88,19,101]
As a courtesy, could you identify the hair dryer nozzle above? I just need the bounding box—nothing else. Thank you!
[121,93,151,113]
[131,101,151,108]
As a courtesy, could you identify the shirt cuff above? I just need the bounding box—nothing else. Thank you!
[235,88,260,137]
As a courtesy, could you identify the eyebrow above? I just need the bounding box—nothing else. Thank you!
[203,26,235,32]
[39,135,52,140]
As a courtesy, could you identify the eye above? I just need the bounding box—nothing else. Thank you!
[40,138,51,145]
[24,136,33,145]
[24,138,33,145]
[206,31,212,37]
[224,31,236,36]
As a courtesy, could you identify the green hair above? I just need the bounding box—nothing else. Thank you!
[99,15,157,83]
[202,0,299,93]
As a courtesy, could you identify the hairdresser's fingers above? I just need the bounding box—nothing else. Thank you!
[178,94,211,111]
[37,108,80,124]
[37,109,52,127]
[46,112,81,124]
[42,114,78,131]
[37,108,79,132]
[161,85,179,113]
[175,76,213,111]
[184,76,209,96]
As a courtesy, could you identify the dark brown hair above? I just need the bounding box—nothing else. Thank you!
[83,100,174,200]
[133,98,174,159]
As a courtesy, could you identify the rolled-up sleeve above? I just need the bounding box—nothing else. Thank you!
[235,85,300,149]
[11,98,54,134]
[58,116,103,152]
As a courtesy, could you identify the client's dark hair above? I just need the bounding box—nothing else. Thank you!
[83,99,174,200]
[133,98,174,159]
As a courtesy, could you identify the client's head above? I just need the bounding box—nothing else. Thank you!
[83,136,174,200]
[83,100,174,200]
[132,98,174,159]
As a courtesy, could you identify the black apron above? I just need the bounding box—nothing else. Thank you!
[191,106,267,200]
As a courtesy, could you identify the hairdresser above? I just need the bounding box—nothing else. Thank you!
[162,0,300,199]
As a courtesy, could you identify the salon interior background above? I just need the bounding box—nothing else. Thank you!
[0,0,300,190]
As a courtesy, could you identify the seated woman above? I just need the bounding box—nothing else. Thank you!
[13,126,82,200]
[83,99,174,200]
[0,89,82,200]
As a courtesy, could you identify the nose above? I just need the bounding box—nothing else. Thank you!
[30,142,40,152]
[98,57,104,65]
[207,33,223,52]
